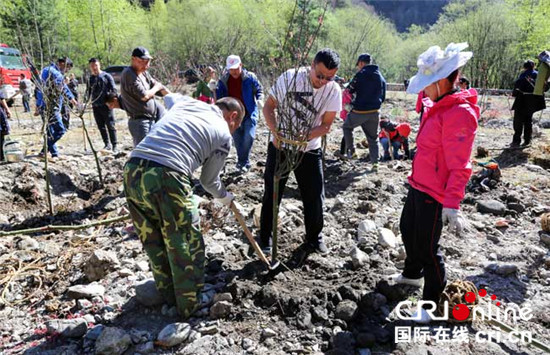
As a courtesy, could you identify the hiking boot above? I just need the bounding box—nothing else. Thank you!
[372,163,379,173]
[509,141,520,148]
[112,145,119,153]
[389,273,424,287]
[104,143,112,150]
[521,141,531,147]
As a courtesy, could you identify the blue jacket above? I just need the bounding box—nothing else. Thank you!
[348,65,386,111]
[36,63,75,111]
[216,69,263,121]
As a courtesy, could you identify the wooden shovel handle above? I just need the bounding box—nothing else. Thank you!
[230,201,272,268]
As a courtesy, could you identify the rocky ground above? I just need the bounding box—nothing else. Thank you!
[0,91,549,355]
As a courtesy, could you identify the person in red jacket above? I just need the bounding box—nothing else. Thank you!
[391,43,479,324]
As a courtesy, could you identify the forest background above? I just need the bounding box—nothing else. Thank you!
[0,0,548,89]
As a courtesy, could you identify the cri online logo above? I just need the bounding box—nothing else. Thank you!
[396,288,533,323]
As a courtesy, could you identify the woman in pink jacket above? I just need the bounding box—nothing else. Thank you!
[392,43,479,323]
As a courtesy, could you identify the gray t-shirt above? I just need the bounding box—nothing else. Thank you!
[120,66,159,119]
[130,94,232,199]
[19,79,33,95]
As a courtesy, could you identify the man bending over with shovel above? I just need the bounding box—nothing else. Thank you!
[123,94,244,318]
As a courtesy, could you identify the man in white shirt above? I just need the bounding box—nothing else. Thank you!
[260,48,342,255]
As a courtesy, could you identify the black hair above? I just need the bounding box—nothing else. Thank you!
[105,91,118,103]
[313,48,340,70]
[523,60,535,70]
[459,76,470,88]
[89,58,99,63]
[447,69,460,84]
[215,97,245,121]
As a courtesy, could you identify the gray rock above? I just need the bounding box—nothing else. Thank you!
[540,118,550,129]
[45,318,88,338]
[477,200,506,215]
[350,247,369,270]
[67,283,105,299]
[136,260,150,272]
[296,309,312,329]
[82,250,120,282]
[261,328,277,340]
[541,232,550,247]
[311,306,329,322]
[260,285,280,307]
[134,279,164,306]
[198,325,218,335]
[378,228,398,248]
[209,300,232,319]
[335,300,358,321]
[242,337,255,350]
[157,322,191,347]
[357,220,377,238]
[207,242,225,256]
[95,327,132,355]
[507,202,525,213]
[496,264,519,276]
[485,263,518,276]
[85,324,104,340]
[213,292,233,303]
[179,335,228,355]
[130,329,151,344]
[16,236,39,250]
[136,341,155,354]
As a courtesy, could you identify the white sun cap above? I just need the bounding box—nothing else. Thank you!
[226,55,241,70]
[407,42,473,94]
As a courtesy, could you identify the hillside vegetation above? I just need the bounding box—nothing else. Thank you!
[0,0,548,88]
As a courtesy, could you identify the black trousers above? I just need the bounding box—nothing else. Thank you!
[399,187,446,303]
[93,105,117,146]
[512,108,533,144]
[0,133,4,161]
[260,142,324,246]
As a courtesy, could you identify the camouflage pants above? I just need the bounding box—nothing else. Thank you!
[123,159,205,318]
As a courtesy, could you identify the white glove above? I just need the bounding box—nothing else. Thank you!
[257,99,264,111]
[442,208,466,234]
[216,192,234,206]
[208,79,217,92]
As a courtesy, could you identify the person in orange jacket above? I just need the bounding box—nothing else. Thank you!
[379,120,411,160]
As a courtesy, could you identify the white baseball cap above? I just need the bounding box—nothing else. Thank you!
[226,55,241,70]
[407,42,473,94]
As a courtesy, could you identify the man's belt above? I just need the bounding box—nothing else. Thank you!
[130,115,154,120]
[352,109,380,114]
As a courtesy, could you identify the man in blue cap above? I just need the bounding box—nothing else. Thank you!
[343,53,386,172]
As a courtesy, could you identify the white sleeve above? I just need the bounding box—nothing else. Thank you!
[268,70,291,103]
[324,85,343,113]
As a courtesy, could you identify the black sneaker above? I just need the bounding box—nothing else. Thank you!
[521,141,531,147]
[309,240,329,255]
[509,142,520,148]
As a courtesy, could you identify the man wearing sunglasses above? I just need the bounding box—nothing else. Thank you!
[343,53,386,172]
[259,48,342,255]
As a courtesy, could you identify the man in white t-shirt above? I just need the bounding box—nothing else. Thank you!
[259,48,342,255]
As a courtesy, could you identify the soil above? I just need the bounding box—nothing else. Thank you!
[0,91,549,355]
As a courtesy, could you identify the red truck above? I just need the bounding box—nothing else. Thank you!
[0,43,31,106]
